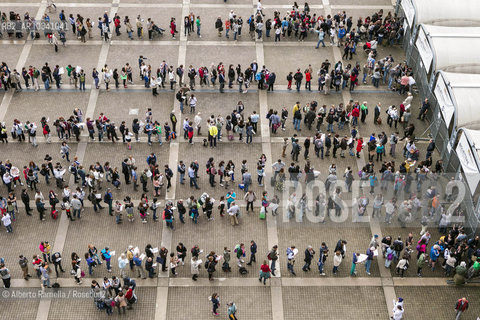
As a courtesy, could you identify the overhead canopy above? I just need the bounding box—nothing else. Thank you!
[401,0,480,29]
[433,71,480,131]
[416,25,480,75]
[456,128,480,196]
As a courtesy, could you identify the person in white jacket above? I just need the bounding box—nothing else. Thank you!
[191,256,202,281]
[118,253,128,278]
[392,304,404,320]
[194,112,202,135]
[333,250,342,275]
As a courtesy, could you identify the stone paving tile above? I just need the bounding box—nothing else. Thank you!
[261,0,322,4]
[123,0,181,3]
[55,0,110,3]
[395,286,480,320]
[167,286,272,320]
[283,286,389,319]
[170,208,268,278]
[25,41,102,69]
[278,221,380,277]
[4,92,89,127]
[60,206,162,279]
[0,45,24,70]
[190,0,252,4]
[82,142,170,200]
[95,91,175,126]
[0,295,39,320]
[0,211,60,279]
[264,46,335,85]
[331,0,391,4]
[176,142,264,201]
[47,287,156,319]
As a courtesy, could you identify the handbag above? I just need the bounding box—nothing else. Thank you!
[259,207,266,220]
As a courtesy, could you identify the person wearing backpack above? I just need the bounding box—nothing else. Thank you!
[293,68,303,92]
[392,237,404,263]
[0,263,11,288]
[227,301,238,320]
[267,245,278,276]
[100,247,112,273]
[103,188,113,216]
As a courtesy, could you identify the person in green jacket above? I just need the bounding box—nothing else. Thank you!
[195,16,201,37]
[360,102,368,123]
[454,261,467,285]
[416,252,425,276]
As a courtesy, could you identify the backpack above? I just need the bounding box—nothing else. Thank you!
[394,241,404,252]
[176,91,182,101]
[267,251,273,260]
[103,193,110,204]
[239,266,248,275]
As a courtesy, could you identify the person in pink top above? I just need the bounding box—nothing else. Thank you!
[416,238,427,259]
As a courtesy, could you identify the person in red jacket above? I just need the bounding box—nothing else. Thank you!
[187,122,194,144]
[455,297,468,319]
[125,287,136,309]
[351,105,360,126]
[356,137,363,158]
[258,260,271,285]
[170,18,177,39]
[305,70,312,91]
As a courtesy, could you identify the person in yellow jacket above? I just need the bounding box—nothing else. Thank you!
[292,102,300,121]
[209,125,218,148]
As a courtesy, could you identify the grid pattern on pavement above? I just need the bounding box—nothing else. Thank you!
[167,286,272,319]
[394,286,480,320]
[282,286,389,319]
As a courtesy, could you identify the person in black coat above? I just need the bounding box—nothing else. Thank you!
[247,240,257,265]
[374,103,381,124]
[302,246,315,271]
[334,240,347,258]
[21,189,32,215]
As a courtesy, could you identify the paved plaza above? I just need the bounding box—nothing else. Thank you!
[0,0,478,319]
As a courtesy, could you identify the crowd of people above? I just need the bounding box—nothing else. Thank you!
[0,2,474,319]
[1,2,404,47]
[0,52,414,97]
[0,4,413,96]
